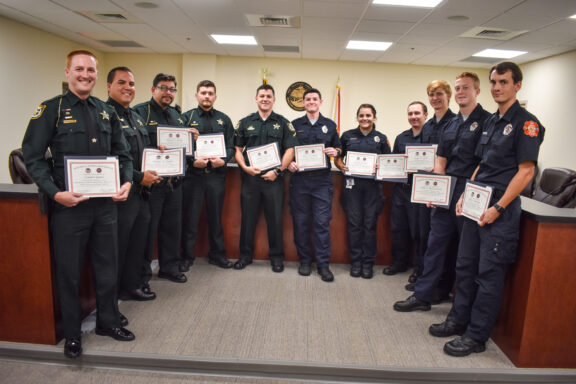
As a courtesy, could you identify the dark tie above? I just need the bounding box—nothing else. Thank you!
[81,99,100,155]
[125,109,144,170]
[202,110,213,133]
[163,109,174,125]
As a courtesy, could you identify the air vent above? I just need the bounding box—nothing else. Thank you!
[77,11,141,23]
[98,40,144,48]
[246,14,300,28]
[263,45,299,53]
[460,26,528,41]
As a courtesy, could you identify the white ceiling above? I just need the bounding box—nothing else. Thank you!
[1,0,575,68]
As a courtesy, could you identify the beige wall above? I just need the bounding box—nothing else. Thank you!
[1,15,574,184]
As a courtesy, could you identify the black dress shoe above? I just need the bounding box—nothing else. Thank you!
[317,266,334,282]
[141,283,154,294]
[429,320,466,338]
[179,258,194,272]
[120,288,156,301]
[361,265,373,279]
[408,271,420,283]
[350,265,362,278]
[298,263,311,276]
[444,335,486,357]
[158,271,187,283]
[209,257,233,269]
[119,313,129,327]
[95,327,135,341]
[271,261,284,273]
[405,282,415,291]
[382,264,407,275]
[64,338,82,358]
[233,259,252,270]
[393,294,431,312]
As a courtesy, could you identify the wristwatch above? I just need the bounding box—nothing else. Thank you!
[494,203,505,213]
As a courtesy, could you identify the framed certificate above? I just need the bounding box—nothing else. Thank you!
[156,126,193,156]
[345,151,377,178]
[405,145,436,172]
[246,142,281,171]
[376,154,407,182]
[195,133,226,158]
[142,148,185,176]
[410,172,455,209]
[64,156,120,197]
[295,143,326,171]
[462,181,493,222]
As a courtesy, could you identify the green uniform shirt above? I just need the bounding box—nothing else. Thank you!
[107,98,151,185]
[234,111,299,166]
[22,91,133,199]
[133,98,185,147]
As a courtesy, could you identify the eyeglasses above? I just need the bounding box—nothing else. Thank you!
[156,85,177,93]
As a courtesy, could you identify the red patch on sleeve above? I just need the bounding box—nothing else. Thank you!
[523,121,539,137]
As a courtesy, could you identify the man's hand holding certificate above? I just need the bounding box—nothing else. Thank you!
[405,145,436,172]
[157,126,193,156]
[345,151,377,178]
[461,181,493,222]
[142,148,185,176]
[294,144,326,171]
[64,156,120,197]
[246,142,281,172]
[411,172,455,209]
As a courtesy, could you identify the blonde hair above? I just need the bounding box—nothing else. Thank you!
[456,72,480,89]
[427,80,452,97]
[66,50,97,68]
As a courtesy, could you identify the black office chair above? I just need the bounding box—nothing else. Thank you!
[532,167,576,208]
[8,148,52,184]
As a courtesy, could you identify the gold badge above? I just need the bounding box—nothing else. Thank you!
[100,110,110,120]
[31,104,46,119]
[247,126,255,131]
[273,123,280,130]
[178,118,184,125]
[217,119,223,125]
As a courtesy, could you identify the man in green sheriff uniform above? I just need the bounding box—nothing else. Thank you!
[233,84,299,273]
[106,66,161,302]
[22,50,135,359]
[134,73,192,284]
[181,80,235,269]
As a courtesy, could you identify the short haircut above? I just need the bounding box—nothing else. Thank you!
[408,101,428,114]
[456,72,480,89]
[197,80,216,92]
[303,88,322,100]
[357,103,376,118]
[153,73,177,87]
[490,61,523,84]
[427,80,452,97]
[66,50,97,69]
[107,66,132,84]
[256,83,275,96]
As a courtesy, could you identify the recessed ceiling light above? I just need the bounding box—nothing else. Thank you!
[211,34,257,45]
[346,40,392,51]
[372,0,443,8]
[473,49,527,59]
[447,15,469,21]
[134,2,158,9]
[569,14,576,19]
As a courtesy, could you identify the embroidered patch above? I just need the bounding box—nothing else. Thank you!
[523,121,539,137]
[503,124,513,136]
[470,122,478,131]
[31,104,46,119]
[322,125,328,134]
[374,136,380,143]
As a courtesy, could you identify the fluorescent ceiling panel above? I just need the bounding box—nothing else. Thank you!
[473,49,527,59]
[372,0,442,8]
[346,40,392,51]
[211,34,257,45]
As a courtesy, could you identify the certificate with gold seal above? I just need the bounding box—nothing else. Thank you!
[157,126,193,156]
[376,154,407,182]
[246,142,281,171]
[405,145,436,172]
[142,148,185,176]
[462,181,493,222]
[64,156,120,197]
[345,151,377,178]
[195,133,226,158]
[295,144,326,171]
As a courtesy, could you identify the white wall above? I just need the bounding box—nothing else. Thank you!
[1,15,574,184]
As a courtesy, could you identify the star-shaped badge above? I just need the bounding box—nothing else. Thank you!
[100,110,110,120]
[178,118,184,125]
[92,138,97,143]
[217,119,223,125]
[273,123,280,130]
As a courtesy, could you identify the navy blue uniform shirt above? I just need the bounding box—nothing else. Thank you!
[341,126,391,159]
[475,100,544,191]
[292,113,341,175]
[422,109,456,144]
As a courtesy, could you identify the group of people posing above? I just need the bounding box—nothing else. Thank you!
[22,50,544,360]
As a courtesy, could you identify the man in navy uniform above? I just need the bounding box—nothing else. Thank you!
[107,67,160,302]
[394,72,490,312]
[22,50,135,358]
[134,74,189,283]
[287,88,341,282]
[181,80,235,269]
[233,84,298,273]
[430,62,544,356]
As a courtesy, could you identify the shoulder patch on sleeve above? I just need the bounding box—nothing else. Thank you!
[287,122,295,132]
[31,104,46,119]
[523,121,539,137]
[235,121,240,130]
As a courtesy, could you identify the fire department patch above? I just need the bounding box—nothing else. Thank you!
[523,120,539,137]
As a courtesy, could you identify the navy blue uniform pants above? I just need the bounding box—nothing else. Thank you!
[145,182,182,278]
[342,177,383,267]
[117,189,151,292]
[448,196,521,342]
[289,173,334,267]
[415,182,465,302]
[181,171,227,261]
[51,198,120,339]
[239,173,285,263]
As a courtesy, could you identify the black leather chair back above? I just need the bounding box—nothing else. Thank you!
[532,167,576,208]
